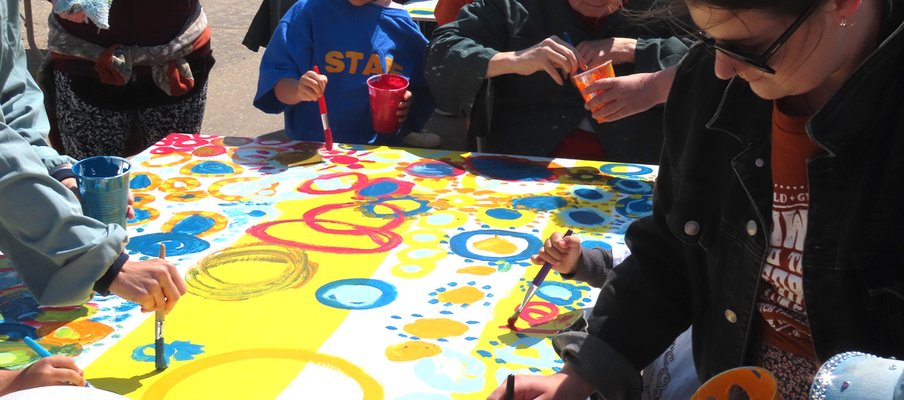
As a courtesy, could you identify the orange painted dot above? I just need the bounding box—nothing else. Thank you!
[403,318,468,339]
[385,340,441,361]
[456,266,496,276]
[436,286,484,304]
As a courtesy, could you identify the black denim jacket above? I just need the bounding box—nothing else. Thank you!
[554,2,904,398]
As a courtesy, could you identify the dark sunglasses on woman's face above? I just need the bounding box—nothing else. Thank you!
[670,0,822,74]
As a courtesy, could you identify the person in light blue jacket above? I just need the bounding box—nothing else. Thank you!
[0,0,185,311]
[0,0,186,391]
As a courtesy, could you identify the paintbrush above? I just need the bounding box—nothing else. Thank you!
[504,373,515,400]
[312,66,334,150]
[509,229,575,327]
[156,244,168,370]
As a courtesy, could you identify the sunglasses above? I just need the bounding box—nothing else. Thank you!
[671,1,822,74]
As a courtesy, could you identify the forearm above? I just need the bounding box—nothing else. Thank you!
[486,51,521,78]
[273,78,304,105]
[0,128,127,305]
[648,65,678,106]
[0,369,21,396]
[613,38,638,65]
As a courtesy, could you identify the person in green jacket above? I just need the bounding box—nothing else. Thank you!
[0,0,186,392]
[425,0,689,163]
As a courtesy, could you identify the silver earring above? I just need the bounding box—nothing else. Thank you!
[840,16,848,27]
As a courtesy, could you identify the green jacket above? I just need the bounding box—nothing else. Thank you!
[425,0,688,163]
[0,0,126,306]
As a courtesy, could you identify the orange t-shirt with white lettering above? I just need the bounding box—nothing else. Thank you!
[757,103,823,359]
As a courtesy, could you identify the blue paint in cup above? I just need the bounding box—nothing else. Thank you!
[71,156,131,229]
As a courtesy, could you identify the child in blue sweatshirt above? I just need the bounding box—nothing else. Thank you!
[254,0,440,148]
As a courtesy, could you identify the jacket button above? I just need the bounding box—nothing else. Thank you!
[684,221,700,236]
[746,220,757,236]
[724,309,737,323]
[755,158,765,167]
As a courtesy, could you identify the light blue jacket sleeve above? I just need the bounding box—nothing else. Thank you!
[0,0,127,306]
[1,0,74,172]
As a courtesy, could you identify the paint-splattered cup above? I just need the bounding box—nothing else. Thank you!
[72,156,131,229]
[367,74,409,134]
[571,60,616,123]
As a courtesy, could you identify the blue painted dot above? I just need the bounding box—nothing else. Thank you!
[512,196,567,211]
[485,208,522,220]
[130,174,152,190]
[315,279,397,310]
[190,161,234,175]
[358,181,400,197]
[172,214,216,236]
[575,188,604,200]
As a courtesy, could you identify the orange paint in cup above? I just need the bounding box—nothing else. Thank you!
[571,60,616,122]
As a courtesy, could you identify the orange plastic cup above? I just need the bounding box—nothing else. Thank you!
[691,367,781,400]
[571,60,616,122]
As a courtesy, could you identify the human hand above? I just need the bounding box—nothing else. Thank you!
[60,177,79,199]
[509,36,582,85]
[576,37,637,66]
[397,90,413,123]
[50,0,88,24]
[530,231,582,275]
[0,356,85,395]
[485,366,595,400]
[296,70,328,102]
[108,258,187,314]
[275,71,328,105]
[582,70,670,123]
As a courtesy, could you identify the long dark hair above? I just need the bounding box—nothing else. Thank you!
[681,0,817,16]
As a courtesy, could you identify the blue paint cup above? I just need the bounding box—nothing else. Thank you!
[71,156,131,229]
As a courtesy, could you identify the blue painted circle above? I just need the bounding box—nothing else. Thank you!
[582,240,613,252]
[406,162,458,178]
[172,214,216,235]
[448,229,542,262]
[468,157,553,181]
[129,208,152,224]
[574,188,604,201]
[0,322,37,339]
[566,209,608,226]
[190,161,234,175]
[315,278,398,310]
[130,174,152,190]
[358,181,400,197]
[361,197,431,217]
[535,282,582,305]
[485,208,522,220]
[599,163,654,177]
[126,233,210,257]
[609,178,653,195]
[615,196,653,218]
[512,196,567,211]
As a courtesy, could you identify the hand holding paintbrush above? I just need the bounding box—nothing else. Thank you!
[508,229,578,327]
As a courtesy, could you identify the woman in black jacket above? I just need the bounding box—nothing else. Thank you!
[489,0,904,398]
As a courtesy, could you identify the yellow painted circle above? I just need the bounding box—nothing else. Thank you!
[142,349,383,400]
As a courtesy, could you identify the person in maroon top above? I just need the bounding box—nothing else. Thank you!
[40,0,215,159]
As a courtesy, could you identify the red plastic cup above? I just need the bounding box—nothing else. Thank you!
[367,74,409,134]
